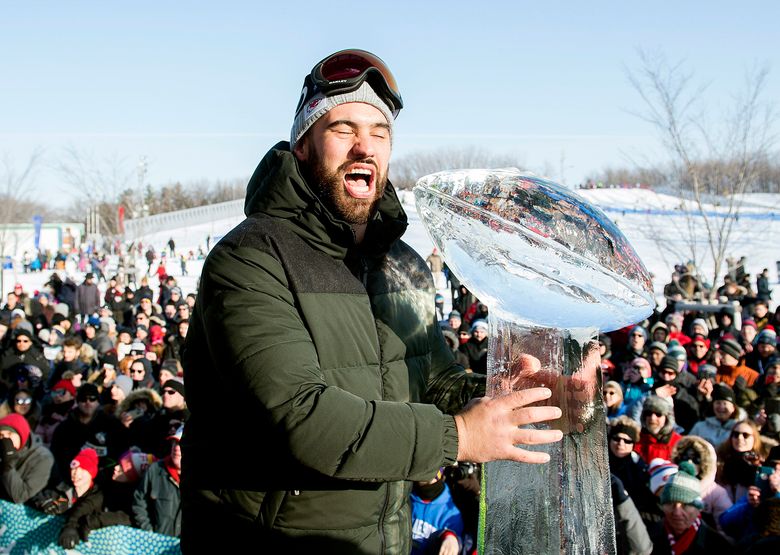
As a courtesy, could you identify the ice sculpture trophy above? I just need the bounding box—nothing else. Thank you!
[414,170,654,554]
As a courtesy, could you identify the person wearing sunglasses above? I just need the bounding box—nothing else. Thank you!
[0,328,50,387]
[49,383,116,479]
[607,416,657,518]
[147,377,188,459]
[603,381,626,418]
[0,387,42,431]
[181,49,563,554]
[689,383,744,449]
[715,420,769,503]
[634,395,682,464]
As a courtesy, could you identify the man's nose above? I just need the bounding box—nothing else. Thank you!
[350,131,376,158]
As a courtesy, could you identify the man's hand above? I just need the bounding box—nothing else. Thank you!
[655,384,677,399]
[454,387,563,464]
[439,534,459,555]
[0,437,17,470]
[697,379,713,399]
[747,485,761,508]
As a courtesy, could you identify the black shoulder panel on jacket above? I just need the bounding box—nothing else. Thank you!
[214,215,366,296]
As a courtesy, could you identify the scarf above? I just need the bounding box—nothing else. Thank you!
[163,455,181,485]
[665,516,700,555]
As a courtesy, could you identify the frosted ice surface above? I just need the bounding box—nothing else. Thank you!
[414,169,654,332]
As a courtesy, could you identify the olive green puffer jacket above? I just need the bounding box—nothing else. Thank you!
[180,143,484,554]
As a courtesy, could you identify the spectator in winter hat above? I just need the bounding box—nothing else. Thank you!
[635,396,682,463]
[148,377,188,458]
[686,334,712,375]
[447,310,462,332]
[647,458,678,497]
[132,424,182,536]
[49,383,115,479]
[603,381,626,418]
[711,308,738,342]
[158,359,182,385]
[647,462,728,552]
[654,354,700,433]
[689,383,743,448]
[650,321,669,344]
[0,413,54,503]
[715,338,758,388]
[615,326,649,381]
[110,374,133,402]
[56,448,104,549]
[458,319,488,373]
[745,327,777,375]
[129,358,157,391]
[620,357,653,422]
[690,318,709,338]
[740,319,758,354]
[607,416,657,515]
[665,312,691,346]
[671,436,733,535]
[0,327,50,386]
[647,341,668,373]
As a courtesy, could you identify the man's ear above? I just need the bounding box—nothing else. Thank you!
[293,137,308,162]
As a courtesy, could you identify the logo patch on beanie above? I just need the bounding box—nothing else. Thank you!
[304,94,327,119]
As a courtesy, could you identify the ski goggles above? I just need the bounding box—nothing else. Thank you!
[301,49,403,117]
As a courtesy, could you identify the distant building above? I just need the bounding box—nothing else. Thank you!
[0,222,85,259]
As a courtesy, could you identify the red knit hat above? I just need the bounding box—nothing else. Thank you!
[70,448,99,479]
[52,379,77,397]
[0,413,31,449]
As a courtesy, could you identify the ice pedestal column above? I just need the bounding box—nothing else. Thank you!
[479,319,614,555]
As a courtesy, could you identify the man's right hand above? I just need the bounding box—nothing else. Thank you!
[454,387,563,464]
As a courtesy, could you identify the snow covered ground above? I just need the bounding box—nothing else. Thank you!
[4,188,778,311]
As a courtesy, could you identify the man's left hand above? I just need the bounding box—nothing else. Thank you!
[438,534,459,555]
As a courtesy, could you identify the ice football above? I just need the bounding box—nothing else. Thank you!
[414,169,654,331]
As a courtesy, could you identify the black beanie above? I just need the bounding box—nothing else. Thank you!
[661,355,679,373]
[712,383,736,405]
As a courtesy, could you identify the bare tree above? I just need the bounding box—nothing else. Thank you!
[626,51,776,297]
[55,147,135,236]
[390,146,526,190]
[0,149,46,250]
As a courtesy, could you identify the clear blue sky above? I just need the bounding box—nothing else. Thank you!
[2,1,778,206]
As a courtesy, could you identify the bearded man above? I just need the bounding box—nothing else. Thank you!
[181,49,562,554]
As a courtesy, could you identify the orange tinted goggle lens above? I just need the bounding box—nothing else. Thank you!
[313,49,402,111]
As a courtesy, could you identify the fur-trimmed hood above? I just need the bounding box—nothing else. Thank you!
[117,387,162,415]
[671,435,717,486]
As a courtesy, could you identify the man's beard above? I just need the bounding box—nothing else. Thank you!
[304,148,388,225]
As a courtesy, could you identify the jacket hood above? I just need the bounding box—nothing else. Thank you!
[671,435,717,486]
[243,142,408,260]
[118,387,163,414]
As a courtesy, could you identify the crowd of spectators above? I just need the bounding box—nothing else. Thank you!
[1,244,778,554]
[0,248,190,549]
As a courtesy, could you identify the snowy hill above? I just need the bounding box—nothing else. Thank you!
[6,188,779,309]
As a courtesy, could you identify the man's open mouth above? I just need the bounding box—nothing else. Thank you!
[343,166,375,199]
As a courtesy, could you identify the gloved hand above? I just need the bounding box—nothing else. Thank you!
[39,493,71,515]
[79,514,102,540]
[59,526,80,549]
[0,437,17,470]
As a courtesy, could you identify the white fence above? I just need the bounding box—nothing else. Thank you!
[123,199,245,241]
